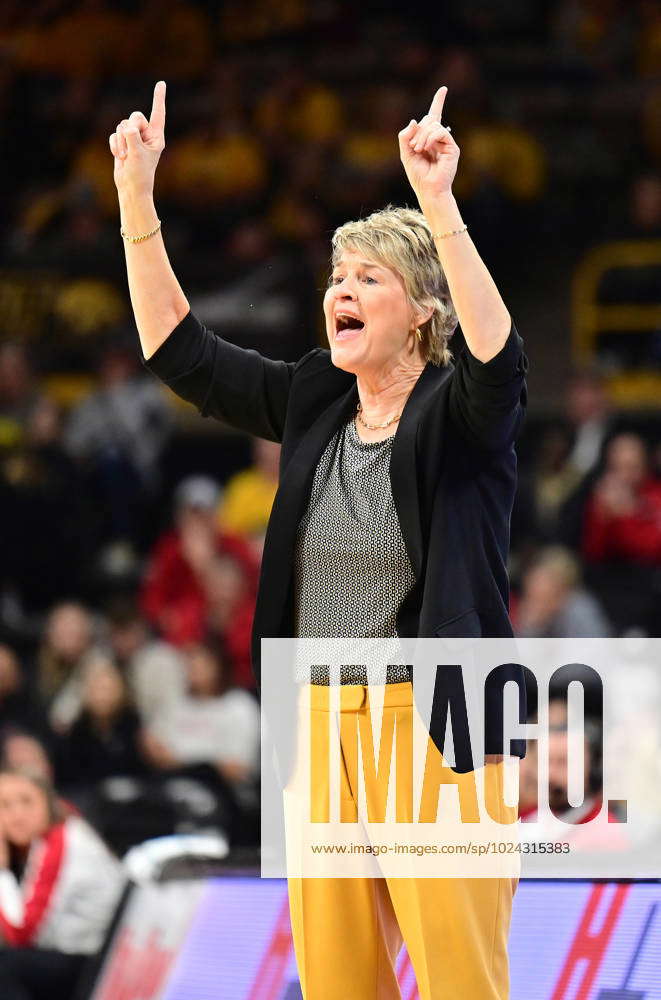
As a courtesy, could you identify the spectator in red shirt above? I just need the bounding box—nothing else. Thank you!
[200,552,256,690]
[140,476,258,685]
[582,433,661,564]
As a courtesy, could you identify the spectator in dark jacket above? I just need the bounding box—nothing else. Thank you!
[0,646,49,740]
[56,652,145,790]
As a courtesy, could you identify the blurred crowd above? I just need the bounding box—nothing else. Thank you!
[0,435,269,854]
[1,0,661,371]
[0,0,660,882]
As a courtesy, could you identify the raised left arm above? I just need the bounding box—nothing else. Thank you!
[398,86,510,362]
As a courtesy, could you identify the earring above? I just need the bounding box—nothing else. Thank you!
[415,328,423,342]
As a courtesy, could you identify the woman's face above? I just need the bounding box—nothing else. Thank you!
[0,775,51,847]
[2,736,52,782]
[324,249,423,377]
[185,645,222,697]
[46,604,91,661]
[83,663,125,719]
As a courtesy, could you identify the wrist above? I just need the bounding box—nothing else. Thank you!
[118,186,155,209]
[118,191,158,234]
[417,189,456,209]
[417,190,464,232]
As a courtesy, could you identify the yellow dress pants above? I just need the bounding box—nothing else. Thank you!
[286,681,519,1000]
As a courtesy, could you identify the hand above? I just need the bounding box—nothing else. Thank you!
[140,729,179,770]
[398,86,460,202]
[179,518,217,577]
[217,759,251,784]
[109,80,167,197]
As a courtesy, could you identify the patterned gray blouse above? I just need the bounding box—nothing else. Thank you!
[292,414,415,685]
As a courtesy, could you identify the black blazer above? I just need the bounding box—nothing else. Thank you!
[143,310,529,771]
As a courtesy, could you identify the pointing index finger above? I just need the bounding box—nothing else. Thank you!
[427,85,448,122]
[149,80,167,132]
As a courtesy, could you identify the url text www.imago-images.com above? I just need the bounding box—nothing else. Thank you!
[259,637,659,879]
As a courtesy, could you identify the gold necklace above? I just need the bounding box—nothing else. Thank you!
[356,401,402,430]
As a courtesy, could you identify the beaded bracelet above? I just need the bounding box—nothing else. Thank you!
[432,224,468,240]
[120,220,162,243]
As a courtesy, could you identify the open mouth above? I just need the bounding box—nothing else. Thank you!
[335,314,365,340]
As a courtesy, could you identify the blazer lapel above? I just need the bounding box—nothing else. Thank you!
[390,361,454,580]
[254,379,359,637]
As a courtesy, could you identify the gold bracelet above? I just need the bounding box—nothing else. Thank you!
[432,224,468,240]
[120,220,162,243]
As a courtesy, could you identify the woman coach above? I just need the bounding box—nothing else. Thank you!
[110,81,528,1000]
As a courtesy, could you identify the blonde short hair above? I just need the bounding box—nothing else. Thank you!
[330,205,458,366]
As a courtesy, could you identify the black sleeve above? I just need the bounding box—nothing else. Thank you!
[448,319,528,451]
[141,310,321,442]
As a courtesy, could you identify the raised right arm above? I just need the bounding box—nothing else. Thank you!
[110,82,307,440]
[110,81,189,360]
